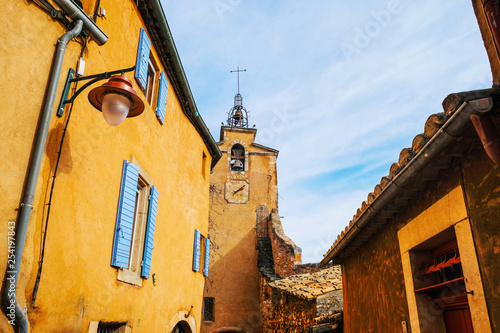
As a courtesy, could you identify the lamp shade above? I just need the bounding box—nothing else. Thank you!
[88,75,144,125]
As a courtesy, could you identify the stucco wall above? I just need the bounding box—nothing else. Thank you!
[342,217,410,333]
[1,1,212,332]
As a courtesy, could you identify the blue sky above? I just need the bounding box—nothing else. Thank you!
[161,0,492,263]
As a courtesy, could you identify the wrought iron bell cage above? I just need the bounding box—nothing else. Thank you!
[227,93,249,127]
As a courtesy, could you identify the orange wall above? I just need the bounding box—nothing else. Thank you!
[1,1,212,332]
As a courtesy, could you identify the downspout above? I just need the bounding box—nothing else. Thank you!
[481,0,500,53]
[3,21,83,333]
[470,112,500,165]
[321,97,494,265]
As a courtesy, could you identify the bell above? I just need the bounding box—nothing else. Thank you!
[232,159,244,171]
[232,109,243,125]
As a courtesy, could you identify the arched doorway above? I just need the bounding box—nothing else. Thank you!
[172,321,192,333]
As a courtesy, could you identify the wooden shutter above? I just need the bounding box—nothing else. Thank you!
[134,28,151,90]
[203,238,211,277]
[156,71,168,124]
[111,161,139,268]
[141,185,159,278]
[193,229,201,272]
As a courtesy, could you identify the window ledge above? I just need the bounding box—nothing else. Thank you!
[117,269,143,287]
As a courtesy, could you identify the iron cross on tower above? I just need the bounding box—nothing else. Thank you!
[230,66,246,94]
[227,66,249,127]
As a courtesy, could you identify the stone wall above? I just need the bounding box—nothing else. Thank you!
[260,277,317,332]
[317,290,343,316]
[293,263,323,275]
[268,213,302,277]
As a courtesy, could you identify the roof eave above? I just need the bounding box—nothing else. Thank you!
[321,88,500,266]
[139,0,222,169]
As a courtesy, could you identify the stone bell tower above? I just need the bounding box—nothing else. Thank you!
[201,71,280,333]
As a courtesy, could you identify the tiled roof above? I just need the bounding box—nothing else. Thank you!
[321,88,500,265]
[269,266,342,301]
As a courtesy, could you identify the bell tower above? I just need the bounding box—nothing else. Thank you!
[201,68,280,333]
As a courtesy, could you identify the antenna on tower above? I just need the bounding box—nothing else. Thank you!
[227,66,249,127]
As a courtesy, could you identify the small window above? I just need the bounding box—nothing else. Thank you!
[192,230,210,276]
[230,144,245,171]
[203,297,215,322]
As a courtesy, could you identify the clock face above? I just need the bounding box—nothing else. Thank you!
[225,180,250,204]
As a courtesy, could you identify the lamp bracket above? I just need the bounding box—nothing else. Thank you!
[56,65,136,118]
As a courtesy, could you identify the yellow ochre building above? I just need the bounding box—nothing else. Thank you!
[1,1,221,332]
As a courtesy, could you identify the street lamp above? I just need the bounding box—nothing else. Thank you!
[57,65,144,126]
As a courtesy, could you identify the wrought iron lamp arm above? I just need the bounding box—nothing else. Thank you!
[57,65,136,117]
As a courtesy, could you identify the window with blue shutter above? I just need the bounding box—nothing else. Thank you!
[193,229,201,272]
[135,28,151,90]
[203,238,211,277]
[156,71,168,124]
[111,161,140,268]
[141,185,159,278]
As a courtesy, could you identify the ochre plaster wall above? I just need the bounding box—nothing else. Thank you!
[1,1,212,332]
[342,218,410,333]
[202,128,278,333]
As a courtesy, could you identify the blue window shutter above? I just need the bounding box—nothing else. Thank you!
[135,28,151,90]
[156,72,168,125]
[193,229,201,272]
[111,161,139,268]
[141,186,159,278]
[203,238,210,277]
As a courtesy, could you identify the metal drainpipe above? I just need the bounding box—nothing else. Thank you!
[3,20,83,333]
[482,0,500,52]
[470,113,500,165]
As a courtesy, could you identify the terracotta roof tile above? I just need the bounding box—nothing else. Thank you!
[269,266,342,300]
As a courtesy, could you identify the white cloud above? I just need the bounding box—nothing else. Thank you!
[162,0,492,263]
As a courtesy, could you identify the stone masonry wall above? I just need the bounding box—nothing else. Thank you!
[317,290,343,316]
[260,277,317,333]
[269,213,302,277]
[293,263,323,275]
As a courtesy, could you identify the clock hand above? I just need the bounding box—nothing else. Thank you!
[233,185,246,194]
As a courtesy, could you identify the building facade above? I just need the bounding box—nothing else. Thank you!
[1,1,220,332]
[322,90,500,333]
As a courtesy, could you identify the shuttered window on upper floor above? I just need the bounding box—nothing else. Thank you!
[135,28,168,125]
